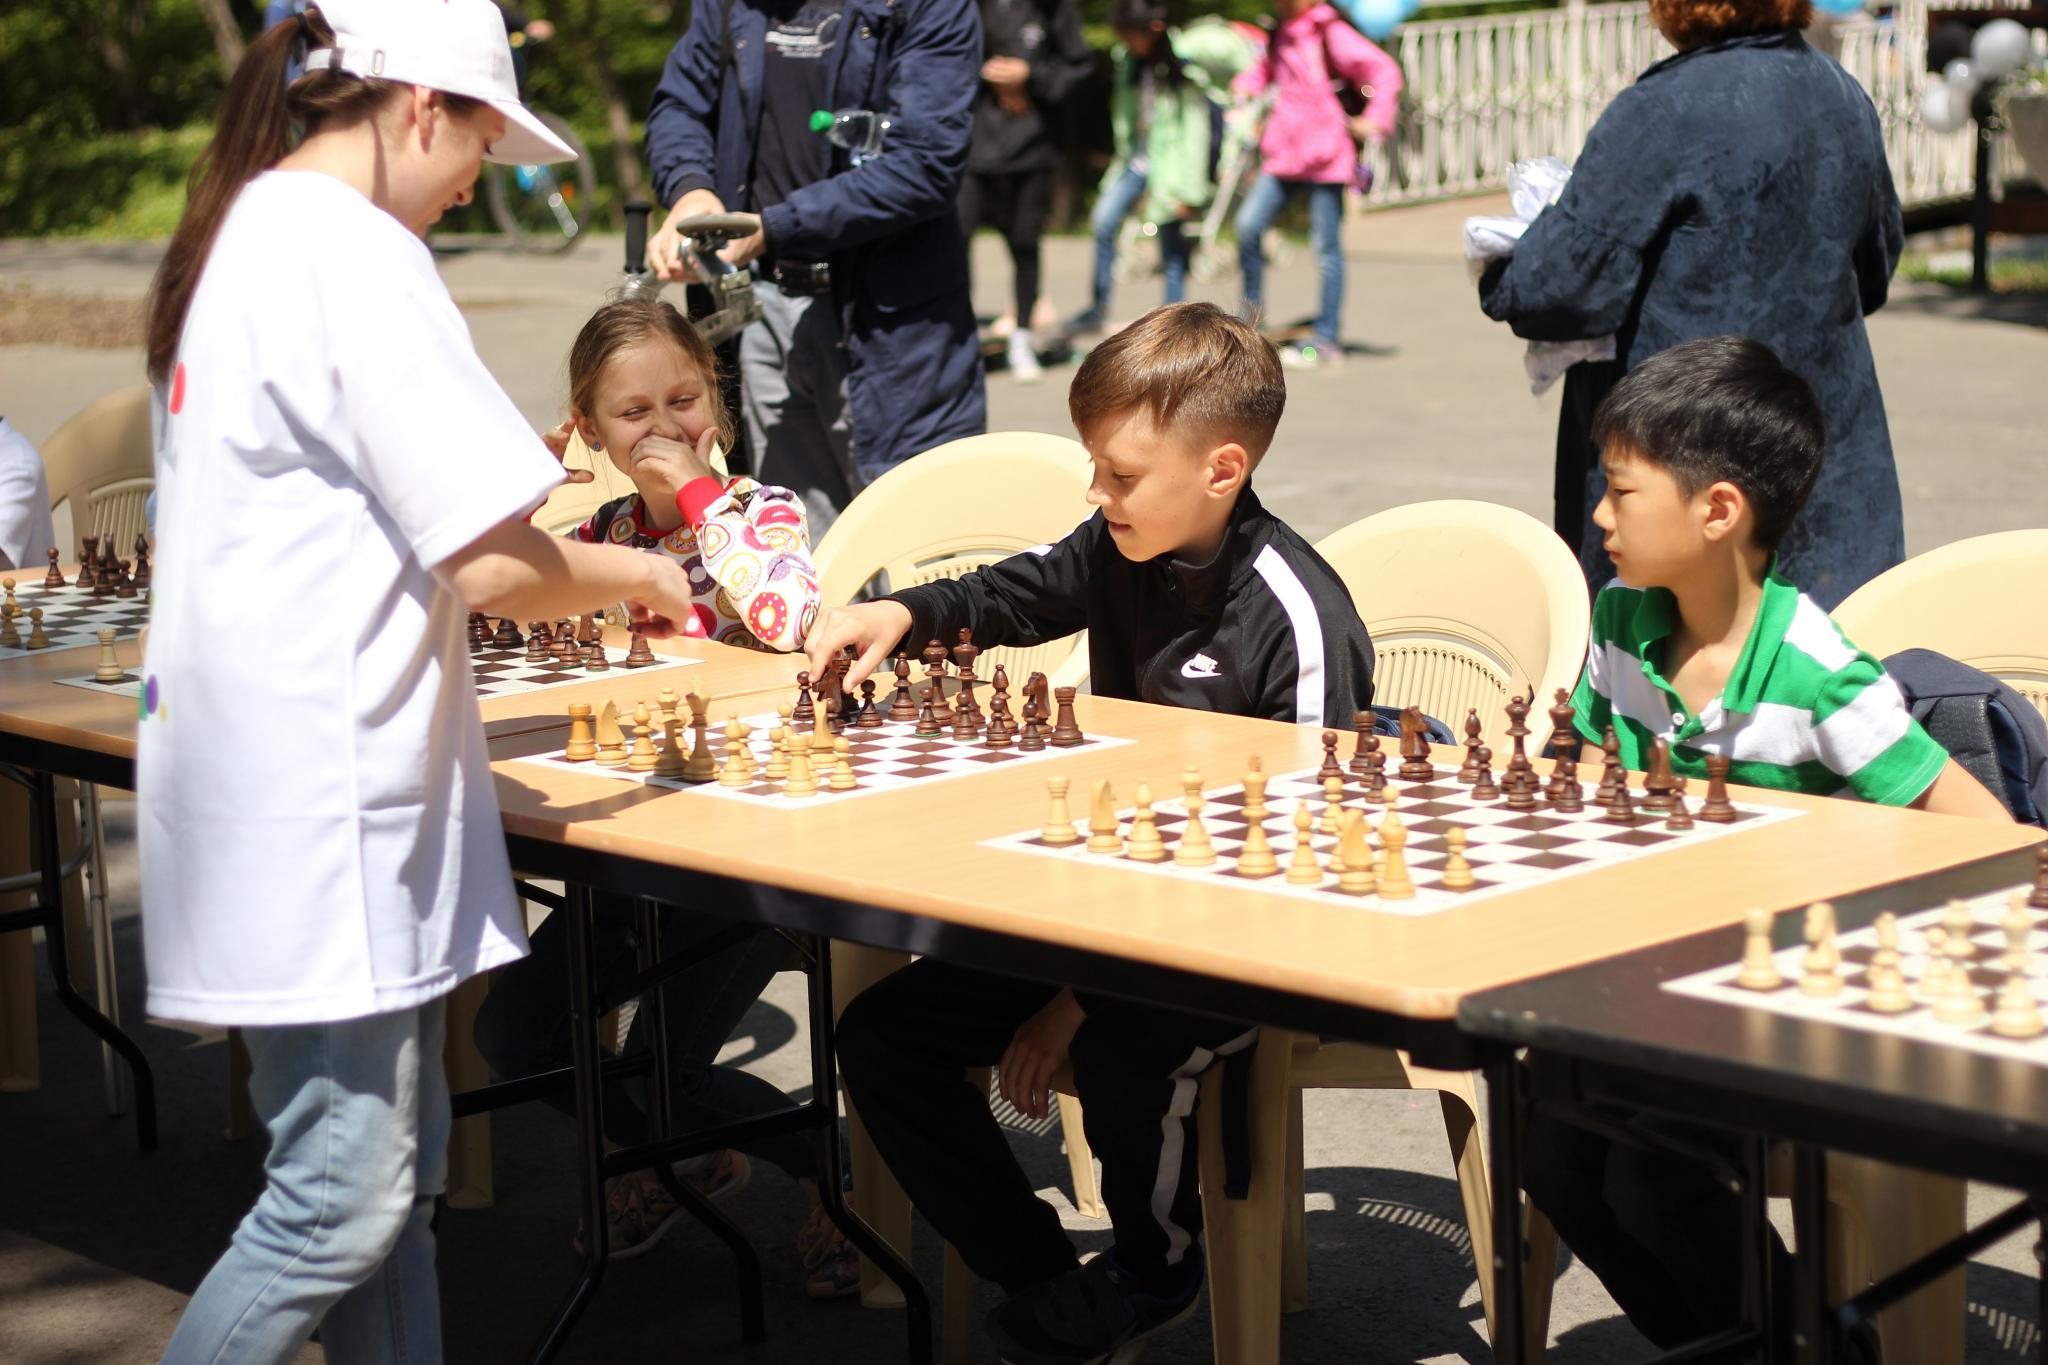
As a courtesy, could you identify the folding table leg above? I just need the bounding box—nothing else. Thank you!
[81,783,129,1115]
[1791,1144,1832,1365]
[1485,1053,1528,1365]
[530,885,607,1364]
[29,771,154,1150]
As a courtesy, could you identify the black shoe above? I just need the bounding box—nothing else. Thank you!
[985,1250,1203,1365]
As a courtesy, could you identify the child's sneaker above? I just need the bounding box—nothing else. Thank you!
[572,1148,751,1260]
[1278,339,1343,370]
[984,1249,1203,1365]
[1007,329,1045,384]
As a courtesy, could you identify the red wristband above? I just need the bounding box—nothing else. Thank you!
[675,477,725,529]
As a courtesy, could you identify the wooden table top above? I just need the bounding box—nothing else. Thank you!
[488,693,2045,1023]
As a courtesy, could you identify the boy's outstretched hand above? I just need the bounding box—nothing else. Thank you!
[804,600,914,690]
[999,989,1086,1122]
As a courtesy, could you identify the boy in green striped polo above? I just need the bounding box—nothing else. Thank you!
[1528,337,2006,1363]
[1571,335,2004,819]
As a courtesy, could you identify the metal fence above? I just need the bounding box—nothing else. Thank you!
[1359,0,2029,210]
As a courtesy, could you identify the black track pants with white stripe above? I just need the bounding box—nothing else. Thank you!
[837,957,1256,1298]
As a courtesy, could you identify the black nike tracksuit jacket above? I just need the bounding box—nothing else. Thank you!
[885,488,1375,727]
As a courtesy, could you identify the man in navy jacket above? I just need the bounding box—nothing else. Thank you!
[644,0,989,533]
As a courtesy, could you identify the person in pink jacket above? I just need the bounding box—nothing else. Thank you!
[1233,0,1401,368]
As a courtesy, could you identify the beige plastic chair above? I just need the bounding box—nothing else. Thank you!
[1832,529,2048,723]
[41,384,155,559]
[810,430,1096,692]
[1313,501,1590,751]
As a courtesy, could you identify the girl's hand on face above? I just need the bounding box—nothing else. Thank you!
[629,426,721,492]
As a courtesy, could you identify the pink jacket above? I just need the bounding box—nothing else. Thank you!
[1233,6,1403,184]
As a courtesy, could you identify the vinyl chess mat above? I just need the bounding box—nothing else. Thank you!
[0,584,153,662]
[516,709,1131,807]
[52,645,697,702]
[985,768,1805,918]
[1665,883,2048,1064]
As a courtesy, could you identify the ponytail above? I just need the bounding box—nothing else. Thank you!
[144,7,401,385]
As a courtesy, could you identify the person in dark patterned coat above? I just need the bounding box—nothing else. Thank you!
[1478,0,1905,609]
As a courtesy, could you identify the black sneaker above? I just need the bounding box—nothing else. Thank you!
[985,1250,1204,1365]
[1064,307,1106,337]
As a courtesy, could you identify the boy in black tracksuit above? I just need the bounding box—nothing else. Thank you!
[807,302,1373,1365]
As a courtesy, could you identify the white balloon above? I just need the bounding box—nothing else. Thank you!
[1921,81,1971,135]
[1971,17,2032,80]
[1943,58,1979,93]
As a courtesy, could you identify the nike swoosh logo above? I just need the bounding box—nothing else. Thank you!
[1180,656,1221,680]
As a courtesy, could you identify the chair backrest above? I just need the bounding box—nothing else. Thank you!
[1314,500,1590,750]
[40,385,156,558]
[811,431,1095,688]
[1831,530,2048,723]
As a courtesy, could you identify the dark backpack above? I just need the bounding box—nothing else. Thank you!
[1884,649,2048,829]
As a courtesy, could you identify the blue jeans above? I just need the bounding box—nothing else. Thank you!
[1236,174,1345,351]
[1090,166,1191,316]
[165,1001,449,1364]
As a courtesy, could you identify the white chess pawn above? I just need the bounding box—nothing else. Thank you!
[1284,802,1323,885]
[1736,906,1783,992]
[1864,912,1913,1013]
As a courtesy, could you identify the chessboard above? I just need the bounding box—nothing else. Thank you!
[0,581,154,662]
[985,762,1805,919]
[50,643,699,703]
[518,703,1131,807]
[1665,857,2048,1064]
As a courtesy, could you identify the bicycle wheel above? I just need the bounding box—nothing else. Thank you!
[486,111,597,254]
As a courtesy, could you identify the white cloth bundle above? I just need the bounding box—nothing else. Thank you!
[1464,156,1618,395]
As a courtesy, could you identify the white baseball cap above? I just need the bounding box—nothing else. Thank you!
[304,0,578,165]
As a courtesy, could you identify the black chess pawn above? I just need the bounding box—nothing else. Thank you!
[113,560,138,599]
[793,671,816,728]
[857,678,884,729]
[582,639,609,671]
[493,617,523,649]
[915,682,943,737]
[1699,751,1738,823]
[1551,753,1584,813]
[77,539,98,590]
[1349,711,1375,778]
[1471,746,1500,801]
[469,613,490,646]
[623,633,658,668]
[1318,730,1344,783]
[1604,777,1641,826]
[888,655,919,723]
[551,622,579,665]
[1664,781,1693,830]
[44,547,64,589]
[526,622,551,663]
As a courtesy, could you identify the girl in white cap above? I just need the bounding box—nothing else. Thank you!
[141,4,694,1359]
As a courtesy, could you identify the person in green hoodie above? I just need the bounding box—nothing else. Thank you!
[1069,0,1253,332]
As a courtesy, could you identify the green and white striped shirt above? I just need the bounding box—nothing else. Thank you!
[1570,568,1947,805]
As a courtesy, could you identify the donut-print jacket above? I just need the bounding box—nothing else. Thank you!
[571,475,820,652]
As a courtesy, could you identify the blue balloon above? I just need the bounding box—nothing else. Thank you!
[1344,0,1406,40]
[1812,0,1863,15]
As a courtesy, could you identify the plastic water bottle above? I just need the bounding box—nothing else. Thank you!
[810,108,892,165]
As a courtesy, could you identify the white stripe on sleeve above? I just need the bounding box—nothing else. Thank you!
[1253,545,1327,727]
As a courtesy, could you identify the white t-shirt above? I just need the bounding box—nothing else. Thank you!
[0,418,56,574]
[139,171,563,1027]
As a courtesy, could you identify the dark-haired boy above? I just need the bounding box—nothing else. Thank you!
[1530,336,2004,1358]
[806,301,1373,1365]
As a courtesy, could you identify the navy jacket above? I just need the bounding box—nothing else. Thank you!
[1479,30,1905,609]
[647,0,988,479]
[886,490,1375,727]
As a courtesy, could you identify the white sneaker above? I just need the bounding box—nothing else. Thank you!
[1007,329,1044,384]
[1279,339,1343,370]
